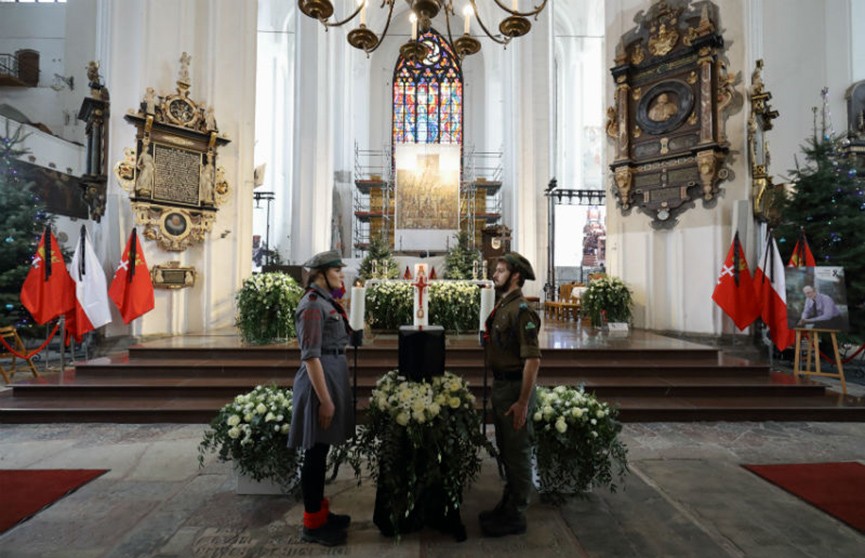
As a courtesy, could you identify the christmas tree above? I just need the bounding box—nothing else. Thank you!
[443,230,481,280]
[776,89,865,338]
[358,236,399,280]
[0,124,53,336]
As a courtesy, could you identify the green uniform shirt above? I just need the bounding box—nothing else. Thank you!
[486,288,541,373]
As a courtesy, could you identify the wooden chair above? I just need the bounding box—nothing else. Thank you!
[793,328,846,395]
[0,325,40,384]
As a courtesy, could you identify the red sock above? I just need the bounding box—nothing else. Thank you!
[303,506,328,529]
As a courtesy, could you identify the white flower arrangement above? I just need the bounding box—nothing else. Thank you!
[198,385,301,492]
[235,272,303,344]
[532,385,628,500]
[581,275,633,327]
[352,370,489,534]
[365,280,480,332]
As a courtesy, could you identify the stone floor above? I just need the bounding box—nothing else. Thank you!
[1,421,863,557]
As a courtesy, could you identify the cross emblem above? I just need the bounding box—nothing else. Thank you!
[411,270,430,320]
[117,259,129,272]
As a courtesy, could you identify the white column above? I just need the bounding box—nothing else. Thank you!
[291,13,336,262]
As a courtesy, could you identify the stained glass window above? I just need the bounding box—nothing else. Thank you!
[393,28,463,145]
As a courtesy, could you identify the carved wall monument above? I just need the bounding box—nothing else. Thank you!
[606,1,739,227]
[748,59,780,223]
[114,52,231,251]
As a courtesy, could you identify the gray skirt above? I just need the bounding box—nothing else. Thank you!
[287,354,355,450]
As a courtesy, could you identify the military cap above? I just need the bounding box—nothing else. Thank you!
[303,250,346,270]
[499,252,535,281]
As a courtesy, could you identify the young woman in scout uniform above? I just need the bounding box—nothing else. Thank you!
[288,250,355,546]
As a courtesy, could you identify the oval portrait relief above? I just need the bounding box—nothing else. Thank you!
[636,80,694,135]
[164,211,188,237]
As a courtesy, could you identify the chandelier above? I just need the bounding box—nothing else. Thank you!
[297,1,548,61]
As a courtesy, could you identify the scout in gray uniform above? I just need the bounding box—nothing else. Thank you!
[288,250,355,546]
[479,252,542,537]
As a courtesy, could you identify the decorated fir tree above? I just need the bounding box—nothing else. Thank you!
[0,124,52,335]
[443,230,481,280]
[775,90,865,338]
[358,236,399,280]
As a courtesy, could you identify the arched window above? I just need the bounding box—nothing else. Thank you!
[392,28,463,145]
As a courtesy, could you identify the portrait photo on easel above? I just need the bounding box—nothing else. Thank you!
[784,266,850,332]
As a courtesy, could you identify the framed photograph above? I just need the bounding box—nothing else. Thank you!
[784,267,849,332]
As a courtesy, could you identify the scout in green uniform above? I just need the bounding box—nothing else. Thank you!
[479,252,542,537]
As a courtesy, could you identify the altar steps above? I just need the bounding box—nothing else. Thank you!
[2,329,864,423]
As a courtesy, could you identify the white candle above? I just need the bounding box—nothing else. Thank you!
[359,0,366,26]
[479,287,495,332]
[463,5,472,34]
[512,0,519,11]
[349,286,366,330]
[410,13,418,40]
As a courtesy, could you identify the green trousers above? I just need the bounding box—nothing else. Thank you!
[491,379,537,516]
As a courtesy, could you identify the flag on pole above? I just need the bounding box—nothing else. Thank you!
[65,225,112,344]
[787,229,817,267]
[108,228,155,323]
[712,231,761,330]
[754,231,795,351]
[20,227,75,325]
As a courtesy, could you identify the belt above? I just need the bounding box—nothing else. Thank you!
[493,370,523,381]
[320,348,345,356]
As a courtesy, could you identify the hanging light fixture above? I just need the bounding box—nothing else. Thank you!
[297,0,548,60]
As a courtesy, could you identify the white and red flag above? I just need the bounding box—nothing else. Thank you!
[65,225,112,344]
[108,228,155,323]
[754,231,795,351]
[20,227,75,325]
[712,231,760,331]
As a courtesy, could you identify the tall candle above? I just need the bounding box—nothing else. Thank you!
[349,286,366,331]
[410,13,418,40]
[359,0,366,26]
[479,287,495,332]
[512,0,519,11]
[463,5,472,34]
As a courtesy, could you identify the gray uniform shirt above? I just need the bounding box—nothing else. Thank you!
[287,284,355,450]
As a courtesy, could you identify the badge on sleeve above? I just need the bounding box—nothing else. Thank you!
[524,320,538,340]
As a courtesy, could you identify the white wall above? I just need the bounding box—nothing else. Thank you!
[90,0,258,338]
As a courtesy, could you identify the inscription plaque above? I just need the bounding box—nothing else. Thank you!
[153,143,200,205]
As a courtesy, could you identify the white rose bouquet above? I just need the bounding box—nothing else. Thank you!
[532,385,629,500]
[198,385,301,492]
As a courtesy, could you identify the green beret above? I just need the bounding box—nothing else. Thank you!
[303,250,346,270]
[499,252,535,281]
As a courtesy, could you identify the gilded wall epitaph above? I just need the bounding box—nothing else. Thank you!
[606,1,739,227]
[114,52,231,251]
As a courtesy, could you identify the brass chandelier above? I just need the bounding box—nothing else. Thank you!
[297,0,549,61]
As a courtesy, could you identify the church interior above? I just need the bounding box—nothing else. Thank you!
[2,0,865,555]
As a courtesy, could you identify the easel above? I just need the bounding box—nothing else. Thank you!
[0,326,41,384]
[793,328,846,395]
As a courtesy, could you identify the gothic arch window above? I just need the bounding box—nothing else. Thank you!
[392,28,463,145]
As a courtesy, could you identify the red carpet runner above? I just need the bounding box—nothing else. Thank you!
[743,462,865,533]
[0,469,108,534]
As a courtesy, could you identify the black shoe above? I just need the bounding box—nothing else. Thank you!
[301,522,347,546]
[328,511,351,530]
[480,513,527,537]
[479,491,510,524]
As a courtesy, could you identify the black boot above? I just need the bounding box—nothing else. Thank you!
[301,522,347,546]
[480,510,527,537]
[478,489,510,524]
[327,511,351,530]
